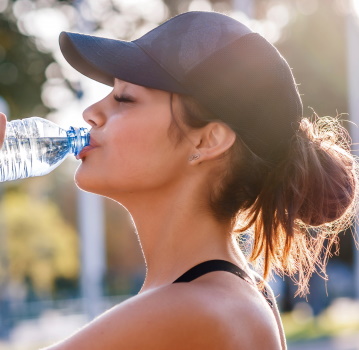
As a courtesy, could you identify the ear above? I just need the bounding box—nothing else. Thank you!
[190,122,236,163]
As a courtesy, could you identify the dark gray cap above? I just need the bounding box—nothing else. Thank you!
[59,11,303,162]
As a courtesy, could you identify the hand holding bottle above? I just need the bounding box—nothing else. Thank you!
[0,113,6,150]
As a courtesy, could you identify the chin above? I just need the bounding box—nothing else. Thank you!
[74,165,118,198]
[74,165,100,194]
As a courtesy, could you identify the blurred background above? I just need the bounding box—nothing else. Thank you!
[0,0,359,349]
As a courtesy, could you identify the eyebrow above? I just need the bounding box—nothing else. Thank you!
[113,80,131,95]
[113,78,152,96]
[114,79,140,93]
[114,78,127,87]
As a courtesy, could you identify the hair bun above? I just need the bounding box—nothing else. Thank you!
[295,118,356,227]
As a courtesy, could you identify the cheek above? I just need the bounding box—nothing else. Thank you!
[106,121,176,180]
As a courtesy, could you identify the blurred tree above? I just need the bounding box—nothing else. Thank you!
[275,0,348,118]
[0,189,79,298]
[0,9,53,119]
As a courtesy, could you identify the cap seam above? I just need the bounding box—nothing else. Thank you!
[89,37,186,93]
[132,41,190,95]
[133,32,258,96]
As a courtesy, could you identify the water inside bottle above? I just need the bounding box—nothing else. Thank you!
[0,116,90,182]
[0,136,83,181]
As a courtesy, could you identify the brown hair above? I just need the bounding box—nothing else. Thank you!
[172,94,358,296]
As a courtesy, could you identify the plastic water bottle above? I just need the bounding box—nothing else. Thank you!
[0,117,90,182]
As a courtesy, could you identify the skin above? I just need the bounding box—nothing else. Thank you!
[0,80,284,349]
[0,113,5,148]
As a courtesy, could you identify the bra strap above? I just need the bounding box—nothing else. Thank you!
[173,260,273,308]
[173,260,253,284]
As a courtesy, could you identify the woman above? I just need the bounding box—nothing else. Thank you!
[2,11,357,350]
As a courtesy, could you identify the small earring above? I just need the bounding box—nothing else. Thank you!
[188,154,200,161]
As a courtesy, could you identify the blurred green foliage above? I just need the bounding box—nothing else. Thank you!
[277,1,348,118]
[0,12,53,119]
[0,189,79,297]
[283,299,359,342]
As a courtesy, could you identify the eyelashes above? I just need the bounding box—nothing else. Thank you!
[113,94,134,103]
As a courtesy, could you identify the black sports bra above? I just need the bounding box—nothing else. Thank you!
[173,259,273,308]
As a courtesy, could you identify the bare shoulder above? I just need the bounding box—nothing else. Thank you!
[45,276,281,350]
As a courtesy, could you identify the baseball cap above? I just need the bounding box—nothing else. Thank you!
[59,11,303,162]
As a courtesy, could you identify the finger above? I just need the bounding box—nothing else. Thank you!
[0,113,7,148]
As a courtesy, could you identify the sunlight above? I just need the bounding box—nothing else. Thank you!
[47,79,111,133]
[12,0,34,18]
[0,0,8,13]
[188,0,213,12]
[113,0,168,24]
[230,10,282,44]
[267,4,291,29]
[17,8,70,52]
[41,81,74,110]
[100,13,135,39]
[353,0,359,18]
[296,0,318,16]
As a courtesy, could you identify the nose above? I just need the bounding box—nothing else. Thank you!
[82,99,106,128]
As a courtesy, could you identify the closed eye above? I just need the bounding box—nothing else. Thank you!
[114,94,134,103]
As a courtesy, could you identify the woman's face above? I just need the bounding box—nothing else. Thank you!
[75,79,192,200]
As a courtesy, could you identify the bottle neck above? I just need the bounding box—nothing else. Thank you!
[66,127,90,156]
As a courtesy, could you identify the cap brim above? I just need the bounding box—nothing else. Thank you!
[59,32,187,93]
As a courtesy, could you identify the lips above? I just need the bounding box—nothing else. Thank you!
[76,135,99,160]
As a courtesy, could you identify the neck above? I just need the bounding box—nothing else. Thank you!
[113,181,245,293]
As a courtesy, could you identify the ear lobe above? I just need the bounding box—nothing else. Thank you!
[196,122,236,161]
